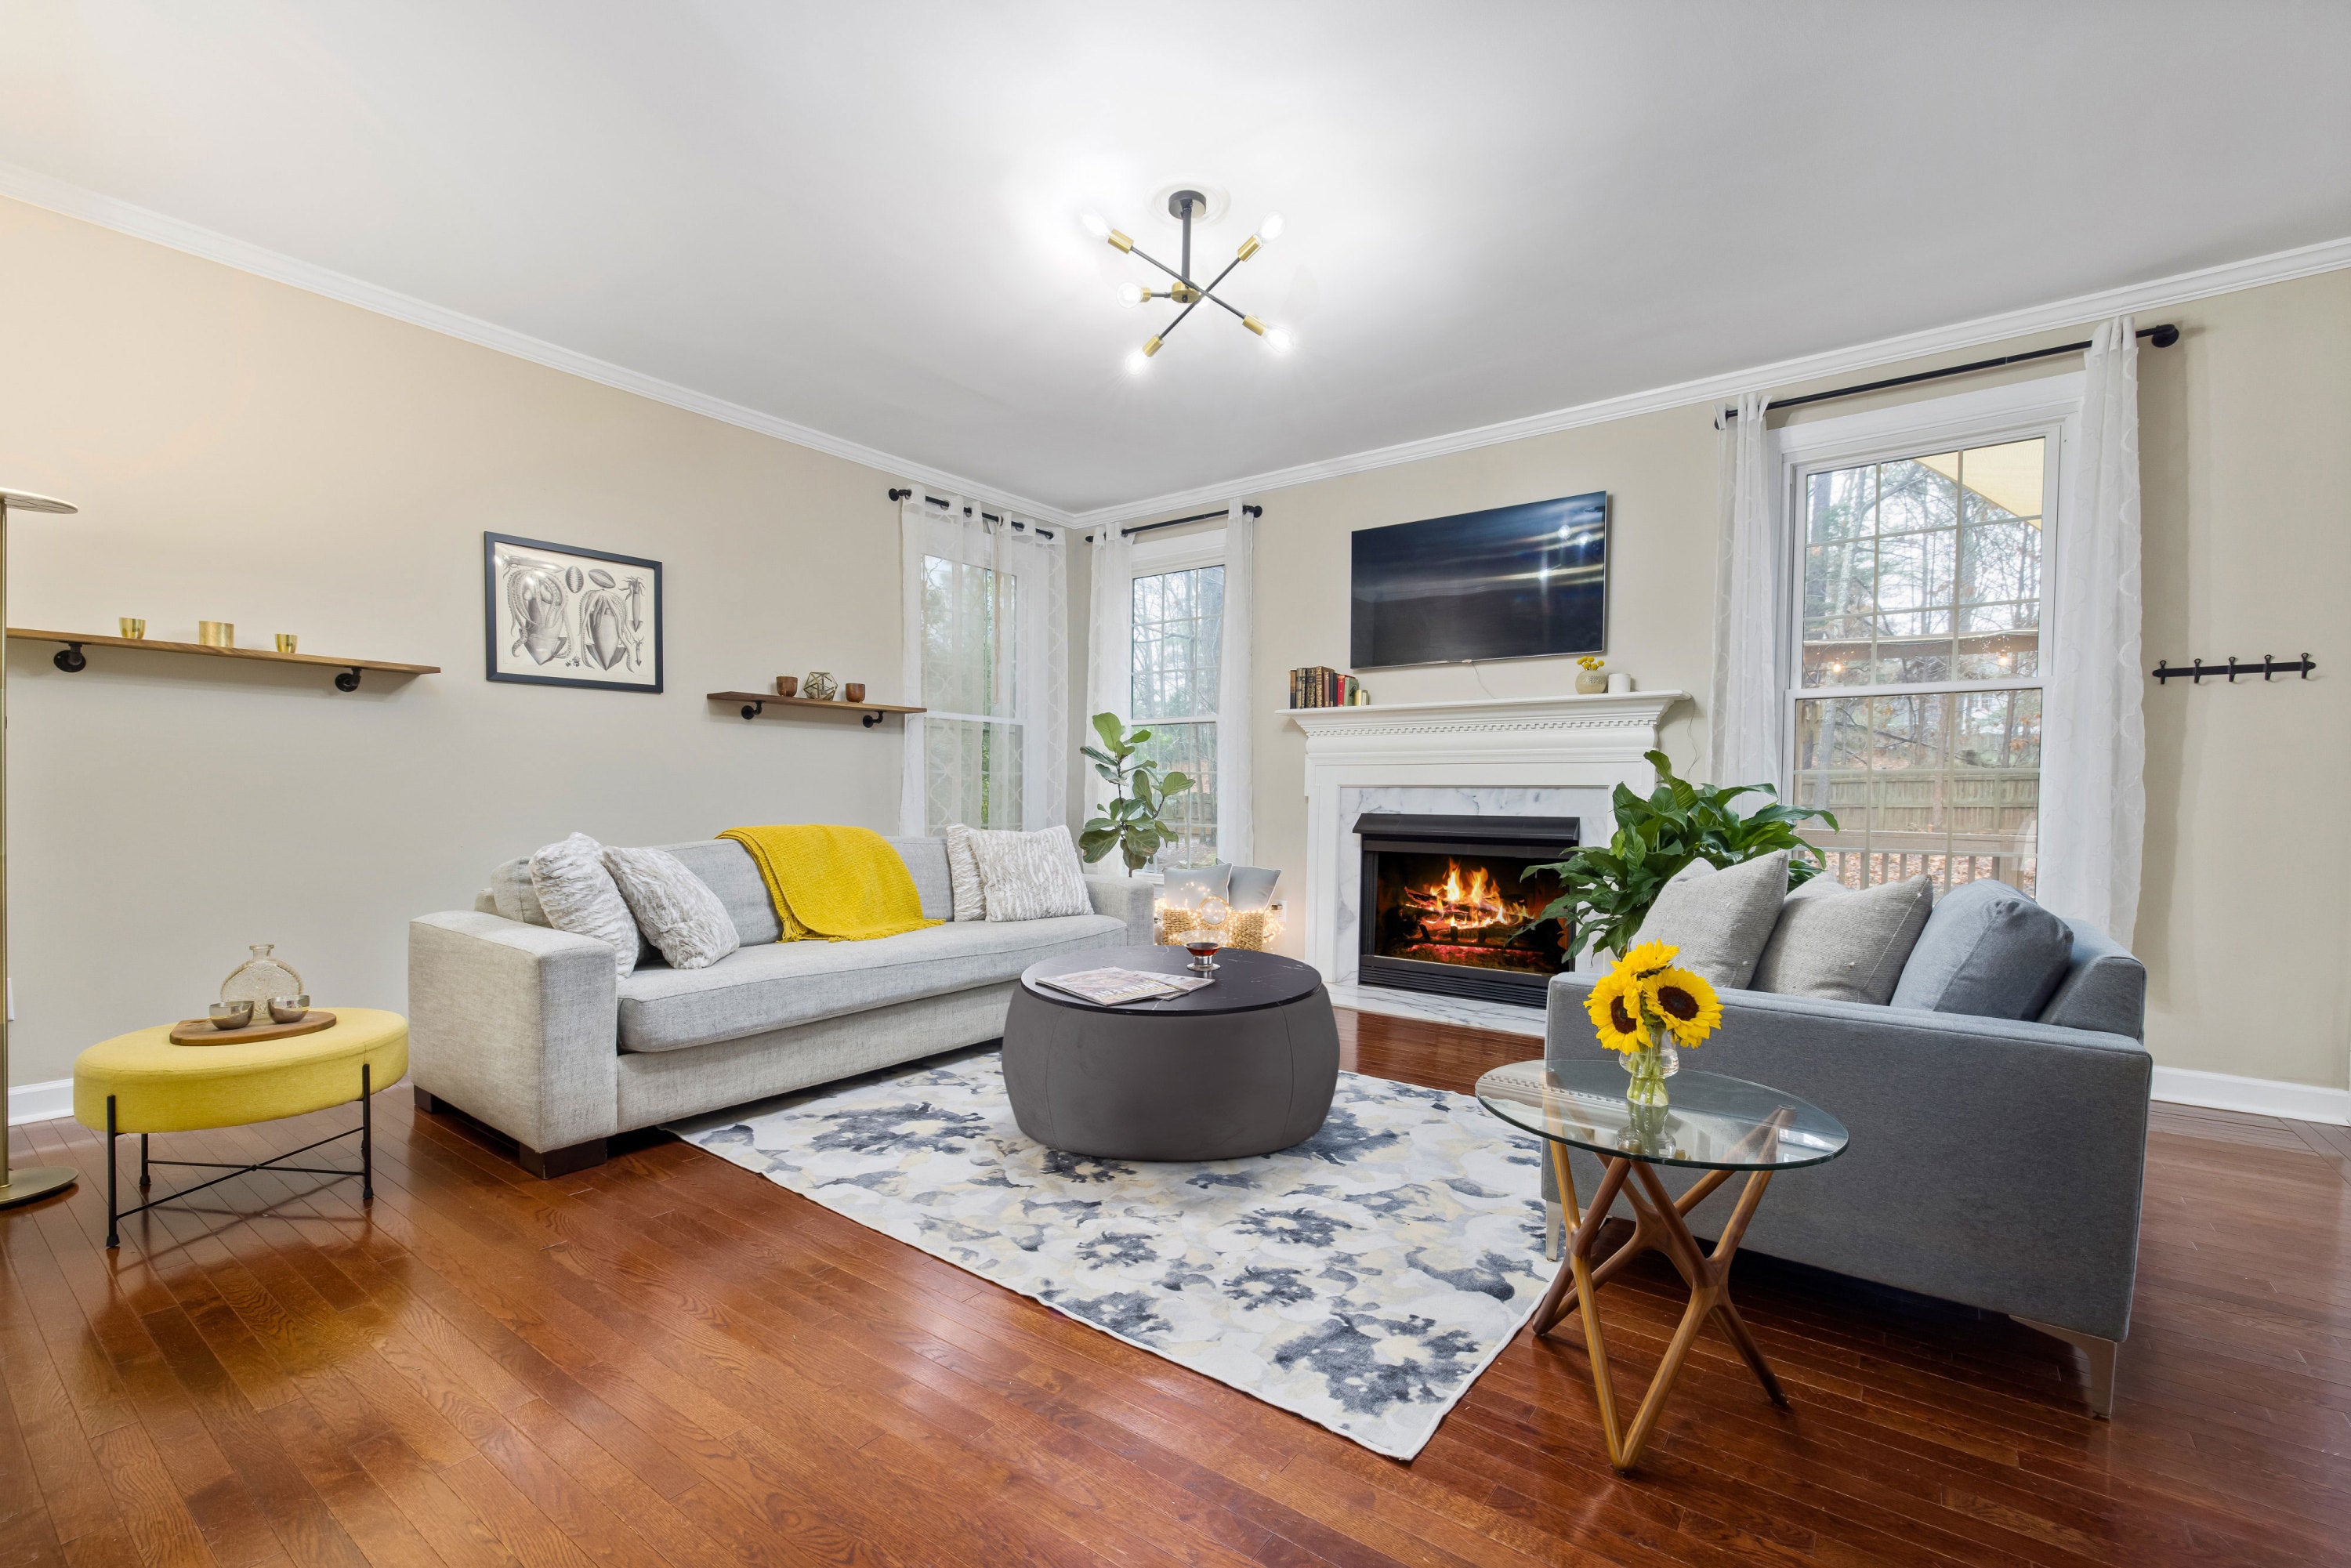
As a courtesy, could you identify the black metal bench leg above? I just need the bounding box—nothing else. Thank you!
[139,1133,150,1190]
[106,1095,119,1250]
[361,1063,374,1202]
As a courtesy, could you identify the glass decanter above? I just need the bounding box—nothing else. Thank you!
[221,943,303,1009]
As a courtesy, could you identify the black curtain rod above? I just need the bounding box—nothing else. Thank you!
[886,487,1054,539]
[1719,323,2179,425]
[1092,504,1263,541]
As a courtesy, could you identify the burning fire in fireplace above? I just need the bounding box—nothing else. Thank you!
[1400,859,1535,941]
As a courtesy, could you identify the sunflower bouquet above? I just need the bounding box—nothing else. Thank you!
[1582,940,1722,1107]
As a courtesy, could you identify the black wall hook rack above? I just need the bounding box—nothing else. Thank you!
[2151,654,2316,684]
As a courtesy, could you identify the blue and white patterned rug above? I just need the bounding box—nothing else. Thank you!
[668,1048,1554,1458]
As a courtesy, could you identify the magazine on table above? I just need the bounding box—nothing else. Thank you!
[1035,966,1216,1005]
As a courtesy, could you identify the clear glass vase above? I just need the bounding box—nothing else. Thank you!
[221,943,303,1009]
[1621,1038,1679,1107]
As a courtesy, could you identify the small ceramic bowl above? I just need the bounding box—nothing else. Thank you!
[267,994,310,1023]
[209,1001,255,1030]
[774,675,799,697]
[844,682,867,703]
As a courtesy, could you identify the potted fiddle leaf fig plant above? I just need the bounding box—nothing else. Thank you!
[1529,749,1838,962]
[1078,712,1195,875]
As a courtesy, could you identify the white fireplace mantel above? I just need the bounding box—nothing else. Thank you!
[1285,690,1689,983]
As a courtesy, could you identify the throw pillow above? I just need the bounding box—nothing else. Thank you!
[601,846,741,971]
[1636,849,1788,989]
[944,824,986,922]
[1162,863,1231,907]
[1753,874,1933,1005]
[529,833,640,981]
[490,856,552,926]
[1227,864,1281,911]
[966,824,1092,922]
[1889,878,2075,1020]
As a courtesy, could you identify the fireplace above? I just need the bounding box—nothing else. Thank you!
[1354,813,1580,1007]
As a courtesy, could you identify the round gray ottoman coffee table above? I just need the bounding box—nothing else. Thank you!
[1002,947,1340,1161]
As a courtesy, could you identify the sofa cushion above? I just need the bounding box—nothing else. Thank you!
[616,911,1125,1052]
[1891,878,2074,1021]
[1636,849,1788,989]
[888,836,955,922]
[1229,864,1281,911]
[1754,874,1933,1005]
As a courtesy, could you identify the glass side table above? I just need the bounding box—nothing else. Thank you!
[1476,1058,1849,1472]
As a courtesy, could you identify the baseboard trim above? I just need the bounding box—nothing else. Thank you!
[8,1077,74,1127]
[2150,1066,2351,1126]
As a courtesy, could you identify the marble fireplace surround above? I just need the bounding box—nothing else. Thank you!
[1285,693,1690,1016]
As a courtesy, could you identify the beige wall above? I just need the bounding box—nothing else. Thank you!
[1,197,915,1088]
[9,187,2343,1097]
[1236,267,2351,1092]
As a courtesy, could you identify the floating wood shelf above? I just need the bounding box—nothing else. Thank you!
[9,627,440,691]
[708,691,924,728]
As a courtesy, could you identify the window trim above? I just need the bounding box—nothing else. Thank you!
[1770,375,2081,795]
[1125,527,1226,873]
[1770,376,2081,893]
[912,513,1056,833]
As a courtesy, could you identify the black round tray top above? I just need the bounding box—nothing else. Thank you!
[1019,945,1324,1016]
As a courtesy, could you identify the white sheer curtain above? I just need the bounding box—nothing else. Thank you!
[1082,525,1134,818]
[1709,391,1784,789]
[2038,317,2145,943]
[1215,500,1255,864]
[897,494,1066,835]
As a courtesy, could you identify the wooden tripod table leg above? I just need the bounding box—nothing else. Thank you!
[1534,1152,1791,1472]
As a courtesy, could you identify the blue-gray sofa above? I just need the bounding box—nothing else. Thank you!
[1545,902,2150,1418]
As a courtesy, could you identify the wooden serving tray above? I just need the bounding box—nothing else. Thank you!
[168,1009,338,1046]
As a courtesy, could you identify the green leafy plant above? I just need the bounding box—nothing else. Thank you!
[1529,750,1838,962]
[1078,712,1195,875]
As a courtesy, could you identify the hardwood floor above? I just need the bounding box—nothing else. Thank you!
[5,1009,2349,1567]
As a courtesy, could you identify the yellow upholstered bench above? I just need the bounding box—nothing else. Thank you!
[73,1007,407,1248]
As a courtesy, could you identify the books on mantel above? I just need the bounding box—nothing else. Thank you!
[1288,666,1367,709]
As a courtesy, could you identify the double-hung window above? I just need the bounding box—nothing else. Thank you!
[1790,433,2052,893]
[1126,531,1223,871]
[904,499,1065,836]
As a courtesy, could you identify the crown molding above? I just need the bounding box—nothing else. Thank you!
[0,162,1074,526]
[1070,232,2351,527]
[9,157,2344,532]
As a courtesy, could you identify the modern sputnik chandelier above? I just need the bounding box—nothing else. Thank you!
[1085,190,1291,373]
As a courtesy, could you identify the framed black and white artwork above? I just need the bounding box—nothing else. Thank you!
[484,533,664,693]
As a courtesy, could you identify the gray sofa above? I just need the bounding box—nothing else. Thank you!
[1545,916,2150,1417]
[409,835,1153,1176]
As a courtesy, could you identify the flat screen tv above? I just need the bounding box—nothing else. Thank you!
[1349,491,1608,668]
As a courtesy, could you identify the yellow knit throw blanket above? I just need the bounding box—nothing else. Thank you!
[717,824,940,943]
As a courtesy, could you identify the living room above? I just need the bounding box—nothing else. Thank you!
[3,5,2346,1566]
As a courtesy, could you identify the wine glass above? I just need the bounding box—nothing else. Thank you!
[1186,895,1230,973]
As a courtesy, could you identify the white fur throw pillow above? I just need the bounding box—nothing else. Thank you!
[528,833,640,981]
[965,824,1092,922]
[944,824,986,922]
[601,846,740,970]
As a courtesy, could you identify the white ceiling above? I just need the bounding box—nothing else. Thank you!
[3,2,2347,516]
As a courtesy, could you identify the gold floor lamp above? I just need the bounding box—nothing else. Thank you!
[0,487,78,1211]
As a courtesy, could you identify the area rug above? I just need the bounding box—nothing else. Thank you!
[668,1048,1553,1459]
